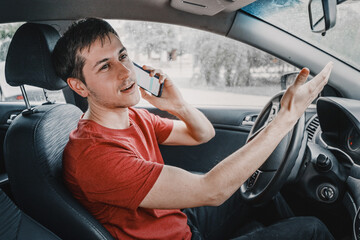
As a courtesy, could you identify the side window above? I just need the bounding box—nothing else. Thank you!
[110,20,299,107]
[0,23,65,103]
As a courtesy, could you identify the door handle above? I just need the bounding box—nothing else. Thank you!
[242,114,258,126]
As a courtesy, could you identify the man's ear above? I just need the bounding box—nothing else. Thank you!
[67,77,89,98]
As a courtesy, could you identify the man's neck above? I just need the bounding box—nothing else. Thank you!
[83,104,131,130]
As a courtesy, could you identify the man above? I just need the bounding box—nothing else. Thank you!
[52,18,334,240]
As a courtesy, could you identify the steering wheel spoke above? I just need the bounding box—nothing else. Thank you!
[267,102,280,124]
[241,170,276,199]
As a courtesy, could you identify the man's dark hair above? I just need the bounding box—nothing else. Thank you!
[52,18,118,84]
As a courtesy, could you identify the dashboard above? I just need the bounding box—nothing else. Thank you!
[312,97,360,239]
[348,126,360,153]
[317,97,360,163]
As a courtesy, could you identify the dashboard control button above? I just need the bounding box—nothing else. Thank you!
[315,154,332,172]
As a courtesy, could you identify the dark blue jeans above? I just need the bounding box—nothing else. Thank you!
[183,190,334,240]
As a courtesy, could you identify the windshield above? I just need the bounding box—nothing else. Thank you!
[243,0,360,70]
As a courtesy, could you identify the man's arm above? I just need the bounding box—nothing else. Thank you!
[162,106,214,146]
[139,63,333,209]
[140,66,215,146]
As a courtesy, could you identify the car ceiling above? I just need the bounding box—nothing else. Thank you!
[0,0,239,35]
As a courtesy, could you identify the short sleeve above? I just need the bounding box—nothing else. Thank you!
[76,142,163,210]
[144,110,174,143]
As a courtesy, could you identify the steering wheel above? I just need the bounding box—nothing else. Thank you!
[240,91,306,205]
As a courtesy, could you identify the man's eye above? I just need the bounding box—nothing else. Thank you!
[119,54,128,60]
[100,64,109,71]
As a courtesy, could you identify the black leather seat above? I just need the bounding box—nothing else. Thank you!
[4,23,114,240]
[0,188,60,239]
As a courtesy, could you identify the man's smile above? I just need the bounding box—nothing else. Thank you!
[119,82,135,93]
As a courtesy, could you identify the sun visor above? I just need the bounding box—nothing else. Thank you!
[170,0,256,16]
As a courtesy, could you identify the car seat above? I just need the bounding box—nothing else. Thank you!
[0,188,60,239]
[4,23,114,240]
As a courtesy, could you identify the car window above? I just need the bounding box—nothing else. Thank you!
[108,20,299,107]
[0,22,65,103]
[243,0,360,71]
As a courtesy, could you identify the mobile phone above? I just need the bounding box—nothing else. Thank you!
[133,62,164,97]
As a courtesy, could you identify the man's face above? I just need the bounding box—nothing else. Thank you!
[80,33,140,109]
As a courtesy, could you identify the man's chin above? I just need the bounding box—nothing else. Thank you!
[125,94,141,108]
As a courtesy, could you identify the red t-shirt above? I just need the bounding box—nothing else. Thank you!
[63,107,192,240]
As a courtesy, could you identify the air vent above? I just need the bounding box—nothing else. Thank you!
[306,115,320,141]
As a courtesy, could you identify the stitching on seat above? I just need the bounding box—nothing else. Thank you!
[15,214,23,240]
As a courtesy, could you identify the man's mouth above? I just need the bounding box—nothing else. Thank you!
[120,82,135,92]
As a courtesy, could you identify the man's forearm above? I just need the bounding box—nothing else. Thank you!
[170,102,215,143]
[202,111,296,205]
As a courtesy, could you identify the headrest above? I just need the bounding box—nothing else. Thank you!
[5,23,67,90]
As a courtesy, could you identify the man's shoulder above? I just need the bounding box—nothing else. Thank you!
[64,126,132,163]
[66,120,125,151]
[70,119,102,139]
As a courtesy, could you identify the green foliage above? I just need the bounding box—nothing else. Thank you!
[121,21,182,59]
[0,23,21,40]
[0,40,10,61]
[119,20,297,88]
[0,23,22,61]
[192,32,294,87]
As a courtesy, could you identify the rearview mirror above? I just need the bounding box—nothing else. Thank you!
[308,0,337,35]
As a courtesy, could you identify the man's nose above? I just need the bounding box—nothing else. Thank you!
[116,62,131,80]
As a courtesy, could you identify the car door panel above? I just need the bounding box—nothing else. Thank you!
[146,106,261,173]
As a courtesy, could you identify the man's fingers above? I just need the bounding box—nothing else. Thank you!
[151,69,163,78]
[305,62,333,100]
[294,68,310,86]
[310,61,333,87]
[142,65,153,71]
[312,77,328,97]
[141,65,168,84]
[139,87,150,100]
[159,74,168,84]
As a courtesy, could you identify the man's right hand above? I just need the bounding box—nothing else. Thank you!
[279,62,333,124]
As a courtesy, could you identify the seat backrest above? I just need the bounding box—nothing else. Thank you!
[4,23,114,240]
[0,188,60,240]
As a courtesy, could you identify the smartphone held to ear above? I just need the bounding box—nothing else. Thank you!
[133,62,164,97]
